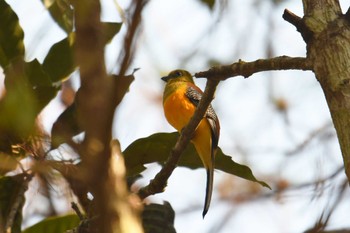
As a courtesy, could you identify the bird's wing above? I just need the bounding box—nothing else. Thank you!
[185,86,220,149]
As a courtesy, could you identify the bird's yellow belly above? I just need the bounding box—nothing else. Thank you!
[163,90,196,131]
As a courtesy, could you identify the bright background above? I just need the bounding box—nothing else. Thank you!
[4,0,350,232]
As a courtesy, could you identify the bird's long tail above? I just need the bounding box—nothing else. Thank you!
[202,163,214,218]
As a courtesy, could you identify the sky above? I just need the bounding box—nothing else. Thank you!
[3,0,350,232]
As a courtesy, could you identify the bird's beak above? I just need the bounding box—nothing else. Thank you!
[161,76,170,82]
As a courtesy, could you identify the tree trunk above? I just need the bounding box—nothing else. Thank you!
[303,0,350,181]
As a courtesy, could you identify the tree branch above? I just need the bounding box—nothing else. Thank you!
[71,1,147,232]
[282,9,313,43]
[195,56,313,80]
[108,140,143,233]
[5,174,32,232]
[138,79,220,199]
[283,9,302,27]
[72,0,117,232]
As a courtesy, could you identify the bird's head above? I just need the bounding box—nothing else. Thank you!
[161,69,194,84]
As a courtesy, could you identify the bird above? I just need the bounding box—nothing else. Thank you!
[161,69,220,218]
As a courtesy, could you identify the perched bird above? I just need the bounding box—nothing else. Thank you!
[161,69,220,218]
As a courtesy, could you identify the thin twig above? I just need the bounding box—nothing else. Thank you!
[117,0,148,76]
[306,179,348,233]
[138,79,220,199]
[71,202,85,220]
[195,56,313,80]
[286,121,334,155]
[204,166,344,208]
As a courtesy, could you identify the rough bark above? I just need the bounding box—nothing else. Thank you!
[303,0,350,181]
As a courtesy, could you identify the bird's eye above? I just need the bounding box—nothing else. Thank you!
[174,71,182,77]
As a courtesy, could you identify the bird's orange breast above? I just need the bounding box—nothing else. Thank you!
[163,88,196,132]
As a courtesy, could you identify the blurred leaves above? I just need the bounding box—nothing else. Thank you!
[123,132,270,188]
[0,174,28,233]
[0,59,39,152]
[22,214,80,233]
[50,72,134,149]
[0,0,57,153]
[112,68,136,106]
[142,202,176,233]
[0,0,24,68]
[50,103,79,149]
[0,0,123,153]
[42,22,121,84]
[25,59,61,109]
[0,58,59,153]
[102,22,123,44]
[41,0,74,34]
[26,59,52,86]
[42,36,74,83]
[40,0,122,41]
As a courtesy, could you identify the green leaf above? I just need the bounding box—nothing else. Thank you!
[32,85,60,111]
[142,202,176,233]
[41,0,74,33]
[0,0,25,68]
[25,59,52,86]
[50,72,135,150]
[24,59,60,110]
[200,0,215,10]
[0,59,38,148]
[25,59,60,109]
[42,36,74,83]
[0,174,27,233]
[123,132,270,188]
[112,69,136,106]
[22,214,80,233]
[0,58,58,152]
[41,22,121,83]
[11,59,59,113]
[102,22,123,44]
[50,103,80,150]
[0,86,37,152]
